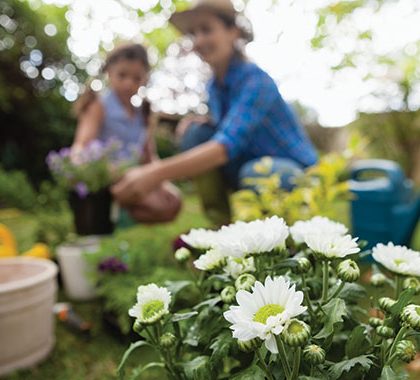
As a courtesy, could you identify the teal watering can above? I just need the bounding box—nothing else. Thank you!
[350,159,420,249]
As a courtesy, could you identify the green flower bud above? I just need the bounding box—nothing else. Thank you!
[303,344,326,365]
[237,338,262,353]
[281,319,311,347]
[401,304,420,331]
[291,257,312,275]
[403,278,420,295]
[160,332,176,349]
[174,247,191,263]
[235,273,256,291]
[376,325,395,338]
[395,340,416,363]
[133,319,143,335]
[337,259,360,283]
[220,286,236,304]
[370,273,387,287]
[368,317,383,328]
[378,297,397,313]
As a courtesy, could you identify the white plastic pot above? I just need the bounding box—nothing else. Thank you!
[0,257,58,376]
[56,236,100,301]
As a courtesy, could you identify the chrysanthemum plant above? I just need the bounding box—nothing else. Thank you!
[119,216,420,380]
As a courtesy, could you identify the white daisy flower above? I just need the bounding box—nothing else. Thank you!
[372,243,420,277]
[305,233,360,259]
[216,216,289,257]
[193,249,226,271]
[223,276,306,354]
[290,216,348,244]
[180,228,220,251]
[129,284,171,325]
[224,256,256,279]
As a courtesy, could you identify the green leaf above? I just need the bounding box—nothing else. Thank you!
[182,356,213,380]
[164,280,194,300]
[345,325,370,358]
[128,362,165,380]
[339,283,366,304]
[272,258,300,271]
[193,296,221,310]
[117,341,153,379]
[389,288,415,317]
[328,355,373,380]
[209,332,234,374]
[230,365,266,380]
[171,311,198,322]
[314,298,347,340]
[380,365,409,380]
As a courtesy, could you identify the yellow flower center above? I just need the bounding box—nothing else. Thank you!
[253,304,284,324]
[142,300,164,320]
[416,307,420,316]
[394,258,406,266]
[288,320,304,334]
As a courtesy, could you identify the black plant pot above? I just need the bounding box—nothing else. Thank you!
[68,188,114,236]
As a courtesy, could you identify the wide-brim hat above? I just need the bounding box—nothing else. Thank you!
[169,0,253,42]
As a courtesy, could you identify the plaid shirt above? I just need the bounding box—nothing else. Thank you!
[209,57,318,167]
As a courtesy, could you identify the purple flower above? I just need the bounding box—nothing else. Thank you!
[172,235,191,252]
[59,147,71,158]
[46,151,61,171]
[98,256,129,274]
[74,182,89,198]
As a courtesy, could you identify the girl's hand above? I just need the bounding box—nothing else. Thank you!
[111,163,163,207]
[176,114,209,139]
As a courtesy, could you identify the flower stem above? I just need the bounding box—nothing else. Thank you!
[289,347,301,380]
[395,275,403,299]
[386,325,408,363]
[321,260,330,303]
[327,281,345,302]
[276,336,291,378]
[301,274,316,319]
[256,349,274,380]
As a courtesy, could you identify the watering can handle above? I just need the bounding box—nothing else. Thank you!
[350,159,405,187]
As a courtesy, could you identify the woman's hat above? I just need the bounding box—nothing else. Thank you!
[169,0,253,42]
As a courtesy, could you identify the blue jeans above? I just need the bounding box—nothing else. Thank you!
[181,123,304,191]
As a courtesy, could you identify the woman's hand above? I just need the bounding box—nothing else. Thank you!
[111,162,163,207]
[176,114,209,139]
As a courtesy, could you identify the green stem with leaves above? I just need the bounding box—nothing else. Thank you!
[256,349,274,380]
[276,336,291,378]
[321,260,330,303]
[395,275,403,299]
[327,281,345,303]
[386,325,408,363]
[289,347,301,380]
[301,274,316,319]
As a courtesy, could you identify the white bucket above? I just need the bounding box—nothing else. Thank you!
[0,257,58,376]
[56,236,101,301]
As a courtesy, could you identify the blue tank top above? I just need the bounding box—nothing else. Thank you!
[98,90,147,159]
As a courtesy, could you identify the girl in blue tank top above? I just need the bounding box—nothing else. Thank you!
[72,43,181,223]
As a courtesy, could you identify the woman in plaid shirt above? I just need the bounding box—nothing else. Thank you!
[112,0,317,224]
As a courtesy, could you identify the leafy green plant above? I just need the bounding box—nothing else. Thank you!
[118,216,420,380]
[231,153,351,226]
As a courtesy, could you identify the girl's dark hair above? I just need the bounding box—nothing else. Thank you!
[74,43,151,120]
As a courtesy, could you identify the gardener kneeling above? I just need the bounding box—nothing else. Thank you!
[112,0,317,224]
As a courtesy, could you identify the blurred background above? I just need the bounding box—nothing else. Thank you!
[1,0,419,186]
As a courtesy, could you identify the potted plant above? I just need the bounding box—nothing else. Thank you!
[46,139,136,236]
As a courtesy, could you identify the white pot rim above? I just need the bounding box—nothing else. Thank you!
[0,257,58,294]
